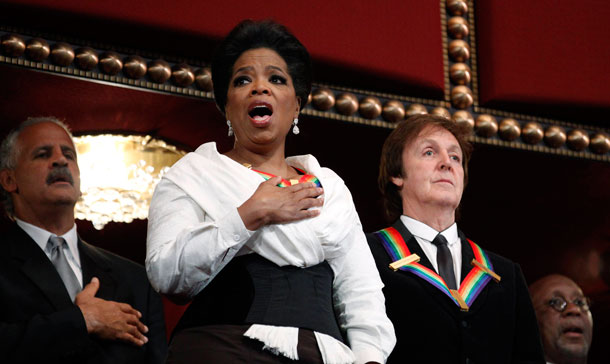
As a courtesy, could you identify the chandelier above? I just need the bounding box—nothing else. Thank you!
[73,135,186,229]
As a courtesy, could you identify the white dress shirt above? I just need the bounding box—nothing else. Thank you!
[15,218,83,287]
[146,142,395,364]
[400,215,462,287]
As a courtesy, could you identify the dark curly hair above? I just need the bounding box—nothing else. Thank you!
[378,114,473,222]
[212,19,312,114]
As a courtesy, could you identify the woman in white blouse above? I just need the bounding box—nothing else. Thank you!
[146,20,395,364]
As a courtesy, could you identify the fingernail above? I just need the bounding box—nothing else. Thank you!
[144,325,149,333]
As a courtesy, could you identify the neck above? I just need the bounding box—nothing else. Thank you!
[226,143,294,178]
[403,203,456,232]
[15,205,75,235]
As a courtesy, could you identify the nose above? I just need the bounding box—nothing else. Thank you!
[250,79,270,96]
[439,151,453,171]
[51,147,68,167]
[563,301,583,316]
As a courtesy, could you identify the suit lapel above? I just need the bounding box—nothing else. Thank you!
[458,231,490,312]
[7,224,74,310]
[391,220,460,314]
[79,239,117,300]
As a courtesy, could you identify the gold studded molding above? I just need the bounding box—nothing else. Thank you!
[1,13,609,162]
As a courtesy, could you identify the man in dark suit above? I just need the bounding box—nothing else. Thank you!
[530,274,593,364]
[0,117,167,363]
[367,114,545,364]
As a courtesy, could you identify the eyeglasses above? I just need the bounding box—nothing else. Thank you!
[547,296,591,313]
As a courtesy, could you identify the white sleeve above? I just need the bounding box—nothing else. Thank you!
[328,187,396,364]
[145,178,253,298]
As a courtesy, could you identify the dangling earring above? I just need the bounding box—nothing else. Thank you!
[227,120,233,136]
[292,118,300,135]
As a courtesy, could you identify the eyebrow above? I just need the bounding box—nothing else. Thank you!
[31,144,76,156]
[417,138,462,153]
[233,65,287,75]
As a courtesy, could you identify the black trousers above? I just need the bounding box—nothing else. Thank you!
[167,324,324,364]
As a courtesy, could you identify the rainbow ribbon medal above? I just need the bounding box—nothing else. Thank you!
[374,227,501,311]
[252,167,322,188]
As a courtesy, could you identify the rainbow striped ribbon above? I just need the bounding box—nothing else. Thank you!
[253,168,322,188]
[374,227,500,311]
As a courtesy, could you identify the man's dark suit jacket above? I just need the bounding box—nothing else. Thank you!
[367,220,545,364]
[0,223,167,364]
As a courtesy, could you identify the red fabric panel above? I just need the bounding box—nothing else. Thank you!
[476,0,610,109]
[3,0,445,96]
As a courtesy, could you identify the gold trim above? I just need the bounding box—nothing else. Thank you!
[1,27,608,162]
[467,0,479,107]
[441,0,451,104]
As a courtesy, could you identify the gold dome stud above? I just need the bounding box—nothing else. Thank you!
[590,133,610,154]
[172,63,195,87]
[498,118,521,141]
[449,40,470,62]
[99,52,123,75]
[358,96,382,119]
[406,103,428,117]
[75,47,99,70]
[382,100,405,123]
[566,129,589,151]
[452,110,474,130]
[50,42,75,67]
[447,0,468,16]
[431,107,451,119]
[544,126,567,148]
[311,88,336,111]
[147,59,171,83]
[451,85,473,109]
[450,63,471,85]
[448,17,469,39]
[521,122,544,145]
[25,38,50,61]
[195,67,213,91]
[1,34,26,57]
[475,114,498,137]
[123,55,147,79]
[335,93,359,116]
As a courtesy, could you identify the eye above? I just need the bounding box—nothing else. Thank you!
[423,150,434,157]
[34,150,49,158]
[64,152,76,160]
[451,155,461,163]
[270,75,287,84]
[232,75,250,87]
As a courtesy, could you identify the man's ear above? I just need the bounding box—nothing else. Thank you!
[0,169,17,193]
[390,176,404,188]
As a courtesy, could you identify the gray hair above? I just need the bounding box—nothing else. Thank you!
[0,117,74,218]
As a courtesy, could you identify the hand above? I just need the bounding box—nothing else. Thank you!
[238,176,324,230]
[75,277,149,346]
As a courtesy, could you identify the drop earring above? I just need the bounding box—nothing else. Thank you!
[292,118,300,135]
[227,120,233,136]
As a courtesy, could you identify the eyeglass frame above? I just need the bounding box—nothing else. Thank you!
[546,296,591,313]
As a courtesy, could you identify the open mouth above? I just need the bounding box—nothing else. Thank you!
[248,103,273,123]
[562,326,584,336]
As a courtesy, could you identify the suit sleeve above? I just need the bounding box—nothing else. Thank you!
[0,306,92,362]
[512,264,546,364]
[144,282,168,364]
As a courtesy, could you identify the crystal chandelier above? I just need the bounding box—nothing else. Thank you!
[73,135,186,229]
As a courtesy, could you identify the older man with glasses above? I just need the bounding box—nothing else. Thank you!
[529,274,593,364]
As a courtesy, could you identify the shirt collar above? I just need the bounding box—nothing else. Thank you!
[400,215,459,246]
[15,218,80,265]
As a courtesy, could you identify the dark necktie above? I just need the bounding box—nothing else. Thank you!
[431,234,457,290]
[47,236,81,302]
